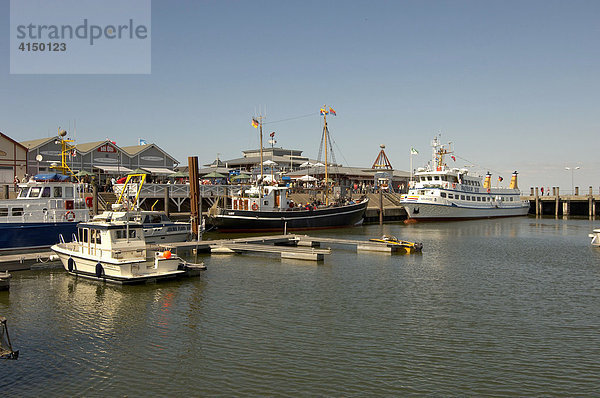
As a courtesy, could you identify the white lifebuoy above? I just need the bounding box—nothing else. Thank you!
[251,203,259,211]
[65,211,75,222]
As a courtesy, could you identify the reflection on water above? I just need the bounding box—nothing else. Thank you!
[2,216,600,395]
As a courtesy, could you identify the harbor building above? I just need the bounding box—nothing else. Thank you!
[0,132,28,187]
[21,137,179,181]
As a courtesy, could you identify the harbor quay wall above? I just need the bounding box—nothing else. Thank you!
[523,186,600,218]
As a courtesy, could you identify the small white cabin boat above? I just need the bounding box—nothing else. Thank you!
[51,205,204,284]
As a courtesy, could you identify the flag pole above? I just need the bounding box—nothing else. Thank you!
[410,151,413,182]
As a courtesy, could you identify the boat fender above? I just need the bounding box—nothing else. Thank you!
[289,202,294,208]
[95,262,104,278]
[65,211,75,222]
[85,197,93,207]
[251,203,258,211]
[68,257,76,273]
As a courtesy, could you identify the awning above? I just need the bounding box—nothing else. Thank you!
[141,167,175,175]
[94,165,133,173]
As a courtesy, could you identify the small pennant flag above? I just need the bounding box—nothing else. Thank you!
[498,176,503,182]
[251,118,259,128]
[451,155,456,161]
[329,107,336,116]
[270,132,275,137]
[139,138,147,145]
[320,108,328,115]
[410,148,419,155]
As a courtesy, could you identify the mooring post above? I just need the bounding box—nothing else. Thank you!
[575,186,579,196]
[535,187,539,216]
[92,184,98,215]
[555,187,559,218]
[590,186,594,219]
[164,185,170,216]
[188,156,200,240]
[379,187,383,225]
[530,187,534,196]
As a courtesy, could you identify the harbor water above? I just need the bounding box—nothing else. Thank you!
[2,217,600,396]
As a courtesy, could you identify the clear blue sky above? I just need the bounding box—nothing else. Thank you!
[1,0,598,192]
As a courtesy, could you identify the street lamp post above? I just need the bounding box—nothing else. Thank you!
[565,166,580,194]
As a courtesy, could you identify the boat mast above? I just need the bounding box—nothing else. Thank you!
[322,107,329,205]
[259,116,264,182]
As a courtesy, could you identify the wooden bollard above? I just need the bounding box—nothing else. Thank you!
[535,187,539,216]
[575,186,579,196]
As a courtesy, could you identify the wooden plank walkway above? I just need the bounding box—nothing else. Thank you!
[0,251,58,271]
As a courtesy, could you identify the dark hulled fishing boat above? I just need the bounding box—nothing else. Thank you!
[208,106,368,232]
[208,185,368,232]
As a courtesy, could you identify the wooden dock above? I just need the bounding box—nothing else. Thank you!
[0,251,58,272]
[1,233,420,270]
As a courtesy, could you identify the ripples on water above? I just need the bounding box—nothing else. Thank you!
[2,217,600,396]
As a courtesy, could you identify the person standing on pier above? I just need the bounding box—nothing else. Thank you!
[541,187,544,195]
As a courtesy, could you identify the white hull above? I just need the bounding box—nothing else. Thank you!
[52,244,187,284]
[403,201,530,220]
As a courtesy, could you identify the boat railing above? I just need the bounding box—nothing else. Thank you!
[113,183,241,199]
[62,241,146,259]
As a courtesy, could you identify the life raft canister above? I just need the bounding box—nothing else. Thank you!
[251,203,259,211]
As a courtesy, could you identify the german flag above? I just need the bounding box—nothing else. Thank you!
[251,118,259,128]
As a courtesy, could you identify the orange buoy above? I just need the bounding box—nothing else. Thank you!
[163,251,172,259]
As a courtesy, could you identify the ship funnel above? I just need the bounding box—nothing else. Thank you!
[509,171,518,189]
[483,172,492,189]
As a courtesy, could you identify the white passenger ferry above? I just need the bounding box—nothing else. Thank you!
[400,137,530,220]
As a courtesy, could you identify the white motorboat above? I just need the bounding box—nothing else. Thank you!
[51,204,205,284]
[400,137,530,221]
[589,229,600,246]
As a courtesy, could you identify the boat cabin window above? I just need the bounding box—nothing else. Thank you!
[0,208,8,216]
[53,187,63,198]
[434,176,440,181]
[466,196,471,201]
[448,194,453,199]
[91,229,101,244]
[65,187,74,198]
[78,228,89,243]
[115,229,138,239]
[30,187,41,197]
[427,176,432,181]
[17,187,30,198]
[440,192,446,198]
[477,197,481,201]
[42,187,51,198]
[12,207,23,216]
[145,214,163,224]
[460,195,465,200]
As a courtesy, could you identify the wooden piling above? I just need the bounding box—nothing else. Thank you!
[164,185,170,216]
[379,187,383,225]
[535,187,539,216]
[188,156,200,239]
[555,187,559,218]
[92,184,98,215]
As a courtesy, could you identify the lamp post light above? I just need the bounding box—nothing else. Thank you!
[565,166,580,194]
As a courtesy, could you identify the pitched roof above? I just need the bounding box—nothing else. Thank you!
[0,132,28,150]
[75,140,115,153]
[20,137,55,150]
[120,143,179,164]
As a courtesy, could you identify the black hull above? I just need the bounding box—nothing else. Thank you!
[209,200,369,232]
